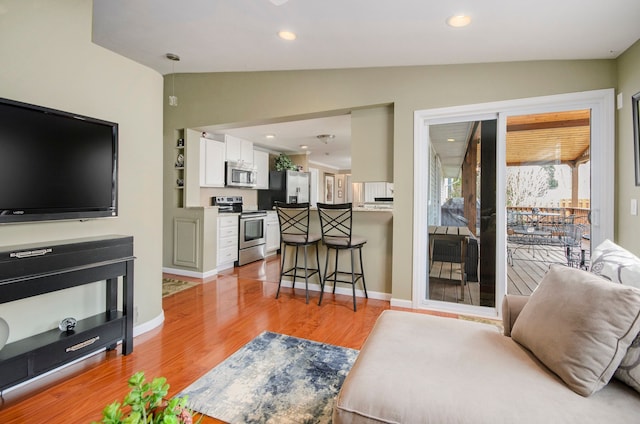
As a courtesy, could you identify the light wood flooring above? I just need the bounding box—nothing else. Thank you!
[0,256,411,423]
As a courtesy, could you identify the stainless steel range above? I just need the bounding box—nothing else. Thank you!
[238,210,267,266]
[212,196,267,266]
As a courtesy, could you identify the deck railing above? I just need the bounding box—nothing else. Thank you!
[507,206,590,225]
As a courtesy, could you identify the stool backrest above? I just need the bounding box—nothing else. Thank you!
[317,202,353,245]
[275,202,312,242]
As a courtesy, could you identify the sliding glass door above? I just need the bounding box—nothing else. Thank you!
[506,110,592,295]
[425,119,496,308]
[413,89,614,317]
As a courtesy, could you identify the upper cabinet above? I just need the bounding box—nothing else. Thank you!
[200,137,225,187]
[254,150,270,189]
[224,134,254,164]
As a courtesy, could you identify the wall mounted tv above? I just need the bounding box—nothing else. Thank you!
[0,97,118,224]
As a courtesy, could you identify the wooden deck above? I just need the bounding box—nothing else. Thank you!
[507,239,590,296]
[429,262,479,305]
[429,238,590,304]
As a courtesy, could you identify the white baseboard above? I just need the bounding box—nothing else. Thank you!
[162,266,217,279]
[390,298,413,309]
[133,310,165,337]
[162,266,393,302]
[278,279,391,301]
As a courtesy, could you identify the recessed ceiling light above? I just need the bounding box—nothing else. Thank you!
[278,31,297,41]
[447,15,471,28]
[265,134,275,139]
[447,138,456,142]
[300,145,308,149]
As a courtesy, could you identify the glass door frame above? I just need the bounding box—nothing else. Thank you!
[413,89,615,318]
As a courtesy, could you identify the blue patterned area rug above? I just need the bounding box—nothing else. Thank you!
[179,331,359,424]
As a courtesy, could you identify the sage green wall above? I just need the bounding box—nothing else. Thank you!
[351,105,394,182]
[163,58,619,302]
[0,0,164,340]
[616,39,640,255]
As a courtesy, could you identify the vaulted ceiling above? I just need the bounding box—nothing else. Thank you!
[92,0,640,74]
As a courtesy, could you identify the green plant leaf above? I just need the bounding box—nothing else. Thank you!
[128,372,145,387]
[101,402,123,420]
[150,377,167,390]
[124,391,142,406]
[162,415,180,424]
[96,372,200,424]
[122,411,142,424]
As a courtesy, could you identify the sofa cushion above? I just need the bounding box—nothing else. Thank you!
[590,239,640,394]
[334,310,640,424]
[511,264,640,397]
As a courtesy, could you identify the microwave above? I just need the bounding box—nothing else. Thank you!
[225,161,257,188]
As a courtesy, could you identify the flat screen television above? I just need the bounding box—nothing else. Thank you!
[0,97,118,224]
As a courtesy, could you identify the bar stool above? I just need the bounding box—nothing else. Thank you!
[316,202,368,311]
[275,202,322,304]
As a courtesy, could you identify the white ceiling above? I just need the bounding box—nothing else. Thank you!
[92,0,640,74]
[91,0,640,169]
[198,114,352,170]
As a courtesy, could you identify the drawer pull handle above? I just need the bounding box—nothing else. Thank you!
[10,248,52,258]
[66,336,100,352]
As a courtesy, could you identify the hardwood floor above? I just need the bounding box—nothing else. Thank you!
[0,256,392,423]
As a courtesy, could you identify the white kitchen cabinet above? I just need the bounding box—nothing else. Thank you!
[225,134,254,164]
[200,137,225,187]
[265,211,280,254]
[217,214,239,270]
[254,150,270,189]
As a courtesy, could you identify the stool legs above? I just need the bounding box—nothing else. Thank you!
[303,245,309,304]
[319,246,368,311]
[319,247,330,306]
[277,242,320,305]
[350,249,357,311]
[292,245,299,293]
[332,248,339,293]
[276,242,287,299]
[359,246,368,298]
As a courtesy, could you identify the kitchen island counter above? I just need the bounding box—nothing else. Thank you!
[279,208,393,301]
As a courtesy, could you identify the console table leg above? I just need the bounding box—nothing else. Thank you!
[122,259,134,355]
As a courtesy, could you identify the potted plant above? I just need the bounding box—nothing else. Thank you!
[92,371,201,424]
[274,153,298,171]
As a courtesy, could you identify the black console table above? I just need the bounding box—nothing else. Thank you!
[0,235,134,391]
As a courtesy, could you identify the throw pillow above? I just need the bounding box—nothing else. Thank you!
[590,239,640,394]
[511,264,640,397]
[590,239,640,289]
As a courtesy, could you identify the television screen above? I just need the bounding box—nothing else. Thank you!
[0,97,118,223]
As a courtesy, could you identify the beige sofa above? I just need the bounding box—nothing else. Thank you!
[334,270,640,423]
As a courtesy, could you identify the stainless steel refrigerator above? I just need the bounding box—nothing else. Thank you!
[257,170,310,209]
